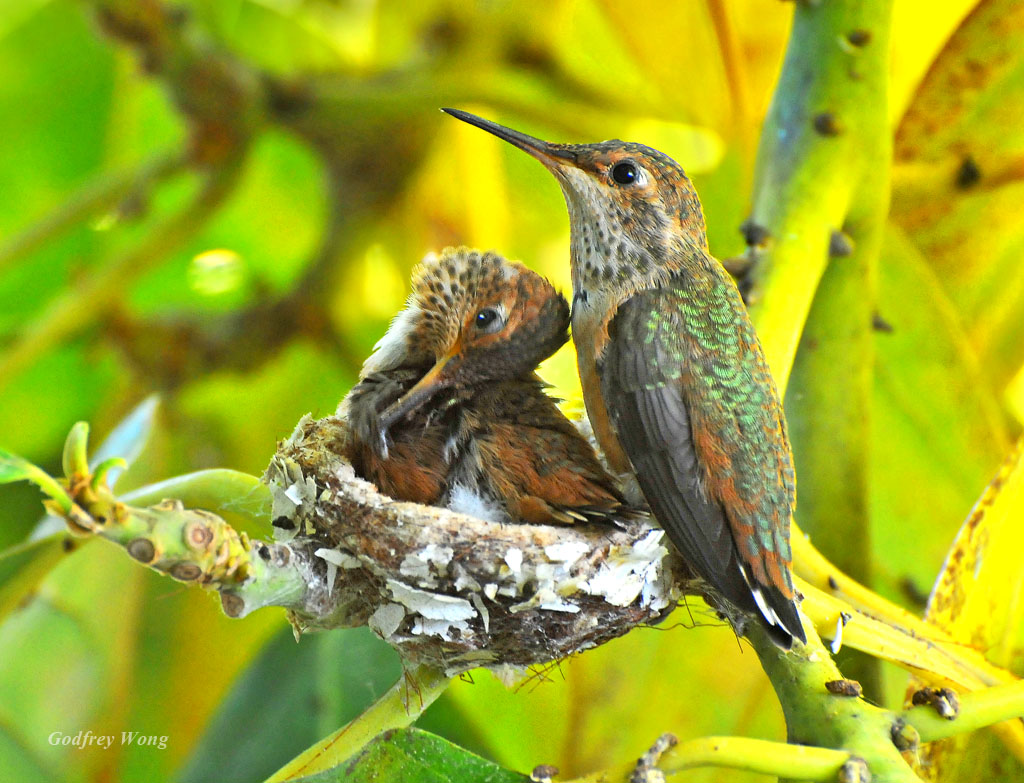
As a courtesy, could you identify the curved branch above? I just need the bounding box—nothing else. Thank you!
[906,679,1024,744]
[265,664,450,782]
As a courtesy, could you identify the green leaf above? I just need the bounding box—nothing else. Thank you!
[179,627,401,783]
[121,468,272,535]
[870,226,1009,601]
[0,449,73,625]
[0,447,68,511]
[294,728,528,783]
[0,535,73,622]
[0,448,39,484]
[61,421,89,478]
[0,544,136,781]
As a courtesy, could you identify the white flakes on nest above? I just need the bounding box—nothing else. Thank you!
[281,482,304,505]
[543,541,590,564]
[497,546,530,598]
[314,548,361,569]
[386,579,475,621]
[368,602,406,639]
[412,617,469,640]
[386,578,475,641]
[469,593,490,633]
[266,454,320,541]
[491,664,530,689]
[399,544,455,589]
[585,529,671,610]
[453,565,481,593]
[510,587,580,614]
[314,547,362,596]
[504,547,523,573]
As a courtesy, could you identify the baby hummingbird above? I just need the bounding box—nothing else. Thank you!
[343,247,632,527]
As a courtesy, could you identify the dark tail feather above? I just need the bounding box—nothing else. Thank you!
[750,582,805,649]
[715,564,806,649]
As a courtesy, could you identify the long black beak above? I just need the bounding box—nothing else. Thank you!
[441,108,577,168]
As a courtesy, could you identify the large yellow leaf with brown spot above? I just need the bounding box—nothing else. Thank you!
[907,440,1024,780]
[892,0,1024,395]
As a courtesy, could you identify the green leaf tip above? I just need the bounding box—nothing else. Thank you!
[62,421,91,479]
[91,457,129,491]
[0,448,37,484]
[0,448,72,513]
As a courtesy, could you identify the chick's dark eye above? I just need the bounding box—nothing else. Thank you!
[474,308,501,331]
[611,162,638,185]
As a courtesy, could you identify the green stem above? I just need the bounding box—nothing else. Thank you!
[565,737,849,783]
[747,623,921,782]
[662,736,849,780]
[750,0,894,708]
[905,680,1024,744]
[0,152,184,274]
[747,0,894,393]
[264,665,450,782]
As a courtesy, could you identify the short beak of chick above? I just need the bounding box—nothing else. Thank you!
[378,351,458,432]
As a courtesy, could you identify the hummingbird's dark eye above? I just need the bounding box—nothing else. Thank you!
[611,162,638,185]
[474,308,502,333]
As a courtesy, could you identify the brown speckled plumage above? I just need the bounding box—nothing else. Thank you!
[343,247,631,526]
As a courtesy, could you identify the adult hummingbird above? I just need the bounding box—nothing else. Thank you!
[442,109,805,648]
[342,246,631,526]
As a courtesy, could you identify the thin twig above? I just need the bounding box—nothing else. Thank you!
[0,160,242,392]
[0,152,185,274]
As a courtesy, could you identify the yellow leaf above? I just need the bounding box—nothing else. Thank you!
[909,439,1024,780]
[892,0,1024,393]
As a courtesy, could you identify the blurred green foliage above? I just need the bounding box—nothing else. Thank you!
[0,0,1022,781]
